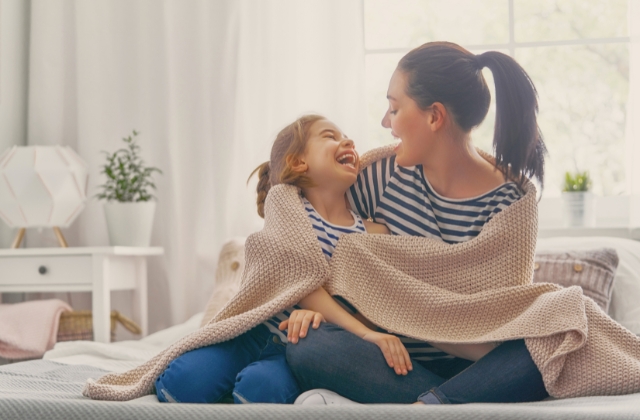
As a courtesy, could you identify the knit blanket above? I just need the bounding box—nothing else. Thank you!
[83,146,640,401]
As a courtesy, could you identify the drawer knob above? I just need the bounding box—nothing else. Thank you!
[38,266,47,275]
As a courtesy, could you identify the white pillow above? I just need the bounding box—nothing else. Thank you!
[537,236,640,335]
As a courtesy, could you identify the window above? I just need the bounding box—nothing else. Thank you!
[363,0,630,196]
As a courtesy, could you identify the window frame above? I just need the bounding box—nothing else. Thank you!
[363,0,630,56]
[362,0,632,227]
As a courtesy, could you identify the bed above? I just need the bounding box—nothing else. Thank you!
[1,236,640,419]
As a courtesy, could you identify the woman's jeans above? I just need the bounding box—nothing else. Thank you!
[156,324,300,404]
[286,323,549,404]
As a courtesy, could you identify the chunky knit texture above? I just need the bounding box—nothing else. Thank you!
[83,145,640,401]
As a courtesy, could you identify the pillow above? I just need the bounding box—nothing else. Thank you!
[537,237,640,335]
[533,248,619,313]
[200,237,246,327]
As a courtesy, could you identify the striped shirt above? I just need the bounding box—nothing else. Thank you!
[262,196,367,342]
[347,155,522,244]
[346,155,523,361]
[302,196,366,259]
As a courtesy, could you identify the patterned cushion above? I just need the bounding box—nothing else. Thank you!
[533,248,619,313]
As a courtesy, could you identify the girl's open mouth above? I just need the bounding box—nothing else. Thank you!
[336,151,358,170]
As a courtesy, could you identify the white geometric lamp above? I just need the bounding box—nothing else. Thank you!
[0,146,89,248]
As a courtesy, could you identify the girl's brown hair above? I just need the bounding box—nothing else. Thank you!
[249,114,325,218]
[398,41,547,189]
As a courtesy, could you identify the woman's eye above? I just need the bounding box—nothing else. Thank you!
[390,110,398,115]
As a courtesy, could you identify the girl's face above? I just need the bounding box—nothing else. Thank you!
[382,69,434,167]
[299,119,359,191]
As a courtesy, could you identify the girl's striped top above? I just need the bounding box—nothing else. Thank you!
[262,196,367,343]
[346,155,523,361]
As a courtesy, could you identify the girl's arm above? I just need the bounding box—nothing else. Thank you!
[280,287,413,376]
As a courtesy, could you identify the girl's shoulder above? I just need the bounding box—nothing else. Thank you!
[358,144,396,172]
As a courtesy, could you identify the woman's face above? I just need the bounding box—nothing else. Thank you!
[382,69,434,167]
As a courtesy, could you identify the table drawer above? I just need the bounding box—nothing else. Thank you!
[0,256,92,286]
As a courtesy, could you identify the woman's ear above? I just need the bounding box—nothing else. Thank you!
[428,102,448,132]
[286,154,308,173]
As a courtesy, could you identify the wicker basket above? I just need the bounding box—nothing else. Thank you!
[57,310,142,342]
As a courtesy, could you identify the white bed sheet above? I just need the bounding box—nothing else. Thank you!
[43,312,204,374]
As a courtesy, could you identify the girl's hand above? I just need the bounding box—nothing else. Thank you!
[279,310,325,344]
[361,331,413,375]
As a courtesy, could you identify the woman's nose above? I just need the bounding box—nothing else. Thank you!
[381,109,391,128]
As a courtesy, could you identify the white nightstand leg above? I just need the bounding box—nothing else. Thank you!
[132,256,148,337]
[92,255,111,343]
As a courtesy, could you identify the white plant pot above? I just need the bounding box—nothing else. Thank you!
[561,192,595,228]
[103,201,156,247]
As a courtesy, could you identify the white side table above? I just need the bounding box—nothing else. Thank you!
[0,247,163,343]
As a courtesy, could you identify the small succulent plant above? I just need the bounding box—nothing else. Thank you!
[562,171,591,192]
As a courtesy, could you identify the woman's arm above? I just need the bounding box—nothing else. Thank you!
[280,287,413,376]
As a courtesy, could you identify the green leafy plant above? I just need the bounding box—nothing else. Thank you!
[562,171,591,192]
[96,130,162,202]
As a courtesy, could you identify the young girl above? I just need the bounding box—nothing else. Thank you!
[154,114,411,404]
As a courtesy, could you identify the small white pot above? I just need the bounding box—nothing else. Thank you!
[103,201,156,247]
[561,191,595,227]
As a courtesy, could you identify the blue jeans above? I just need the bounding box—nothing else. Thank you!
[286,323,549,404]
[155,324,300,404]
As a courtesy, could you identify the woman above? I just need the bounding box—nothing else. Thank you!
[285,41,550,405]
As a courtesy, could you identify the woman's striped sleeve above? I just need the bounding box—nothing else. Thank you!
[347,156,394,220]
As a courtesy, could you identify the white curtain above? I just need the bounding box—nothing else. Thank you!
[0,0,30,249]
[627,0,640,225]
[21,0,365,332]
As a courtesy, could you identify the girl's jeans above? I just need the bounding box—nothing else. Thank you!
[155,324,300,404]
[286,323,549,404]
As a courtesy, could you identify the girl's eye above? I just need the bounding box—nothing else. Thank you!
[324,135,337,140]
[390,110,398,115]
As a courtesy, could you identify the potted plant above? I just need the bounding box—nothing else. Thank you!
[96,131,162,246]
[561,171,594,227]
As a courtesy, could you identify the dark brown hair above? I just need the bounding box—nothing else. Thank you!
[249,114,325,218]
[398,41,547,188]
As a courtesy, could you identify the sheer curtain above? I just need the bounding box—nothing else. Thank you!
[627,0,640,225]
[21,0,365,332]
[0,0,30,249]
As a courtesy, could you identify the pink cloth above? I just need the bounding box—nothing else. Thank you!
[0,299,72,360]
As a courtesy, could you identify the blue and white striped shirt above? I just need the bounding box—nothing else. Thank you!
[262,196,367,342]
[302,196,366,259]
[346,155,523,361]
[347,155,522,244]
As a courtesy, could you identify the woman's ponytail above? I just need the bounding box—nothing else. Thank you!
[477,51,547,188]
[248,161,271,218]
[398,42,547,189]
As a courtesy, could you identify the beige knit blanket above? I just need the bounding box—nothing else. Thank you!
[84,146,640,401]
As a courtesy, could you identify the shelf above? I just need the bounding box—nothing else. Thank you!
[0,247,164,257]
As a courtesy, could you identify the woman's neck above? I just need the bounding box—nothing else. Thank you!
[302,188,353,226]
[420,133,505,199]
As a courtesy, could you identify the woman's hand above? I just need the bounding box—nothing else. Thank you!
[279,310,325,344]
[361,331,413,375]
